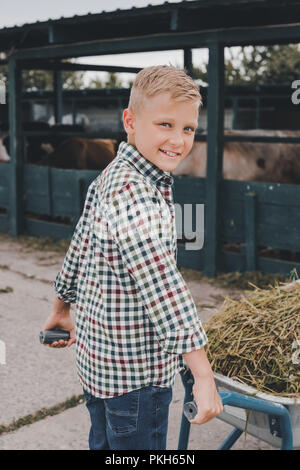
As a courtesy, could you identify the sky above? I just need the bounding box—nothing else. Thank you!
[0,0,183,28]
[0,0,209,86]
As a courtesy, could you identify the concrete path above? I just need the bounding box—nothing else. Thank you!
[0,234,276,450]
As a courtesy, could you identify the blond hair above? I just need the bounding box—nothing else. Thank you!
[128,65,202,113]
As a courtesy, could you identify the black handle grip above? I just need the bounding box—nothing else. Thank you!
[40,329,70,344]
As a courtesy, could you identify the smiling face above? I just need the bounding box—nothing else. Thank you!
[123,92,199,172]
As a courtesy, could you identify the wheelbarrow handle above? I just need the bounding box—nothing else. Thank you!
[184,391,293,450]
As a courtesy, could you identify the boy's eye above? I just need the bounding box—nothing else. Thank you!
[158,123,195,132]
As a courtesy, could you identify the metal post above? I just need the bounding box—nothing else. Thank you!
[8,57,23,237]
[244,192,257,271]
[183,48,193,78]
[204,43,225,277]
[53,69,63,124]
[232,97,239,129]
[46,99,51,121]
[178,369,194,450]
[71,99,76,125]
[178,389,193,450]
[255,96,261,129]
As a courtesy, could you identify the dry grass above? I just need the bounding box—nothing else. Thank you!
[204,281,300,397]
[179,266,290,290]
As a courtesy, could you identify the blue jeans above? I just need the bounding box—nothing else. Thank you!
[83,385,173,450]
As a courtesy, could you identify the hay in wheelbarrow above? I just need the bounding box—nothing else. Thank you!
[204,280,300,398]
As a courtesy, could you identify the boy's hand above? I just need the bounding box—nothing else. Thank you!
[42,297,76,348]
[190,375,223,425]
[182,347,223,425]
[43,313,76,348]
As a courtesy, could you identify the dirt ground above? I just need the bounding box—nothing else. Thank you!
[0,233,278,450]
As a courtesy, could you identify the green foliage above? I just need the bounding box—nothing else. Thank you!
[0,64,128,92]
[88,72,123,89]
[104,72,123,88]
[258,44,300,84]
[88,76,104,89]
[194,44,300,85]
[0,61,85,91]
[3,44,300,90]
[21,69,86,91]
[193,61,208,84]
[61,70,86,90]
[22,69,53,90]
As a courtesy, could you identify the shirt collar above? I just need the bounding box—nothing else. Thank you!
[117,141,174,187]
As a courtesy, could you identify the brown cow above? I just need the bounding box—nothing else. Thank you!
[36,137,117,170]
[172,130,300,184]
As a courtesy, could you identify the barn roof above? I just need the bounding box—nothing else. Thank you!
[1,0,300,57]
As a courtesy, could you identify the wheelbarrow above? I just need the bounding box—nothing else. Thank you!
[178,368,299,450]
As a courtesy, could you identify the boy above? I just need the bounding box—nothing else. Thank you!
[42,65,223,450]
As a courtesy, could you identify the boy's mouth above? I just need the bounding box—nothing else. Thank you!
[159,148,181,160]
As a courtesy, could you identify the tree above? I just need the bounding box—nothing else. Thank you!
[88,72,125,89]
[61,70,86,90]
[193,62,208,85]
[22,69,85,91]
[104,72,123,88]
[0,62,85,91]
[88,75,104,89]
[193,44,300,85]
[256,44,300,84]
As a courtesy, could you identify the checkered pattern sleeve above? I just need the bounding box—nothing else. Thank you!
[53,181,96,303]
[53,215,83,304]
[103,182,208,355]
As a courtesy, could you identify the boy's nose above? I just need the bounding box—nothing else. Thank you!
[169,131,184,147]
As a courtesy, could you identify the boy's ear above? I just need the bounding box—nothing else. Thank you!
[123,108,135,135]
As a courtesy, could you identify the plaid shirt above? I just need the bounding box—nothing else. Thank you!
[54,141,208,398]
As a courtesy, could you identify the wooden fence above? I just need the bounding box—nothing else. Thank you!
[174,176,300,276]
[0,163,300,276]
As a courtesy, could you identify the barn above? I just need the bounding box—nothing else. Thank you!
[0,0,300,277]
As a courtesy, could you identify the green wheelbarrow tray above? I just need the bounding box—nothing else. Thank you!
[179,369,299,450]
